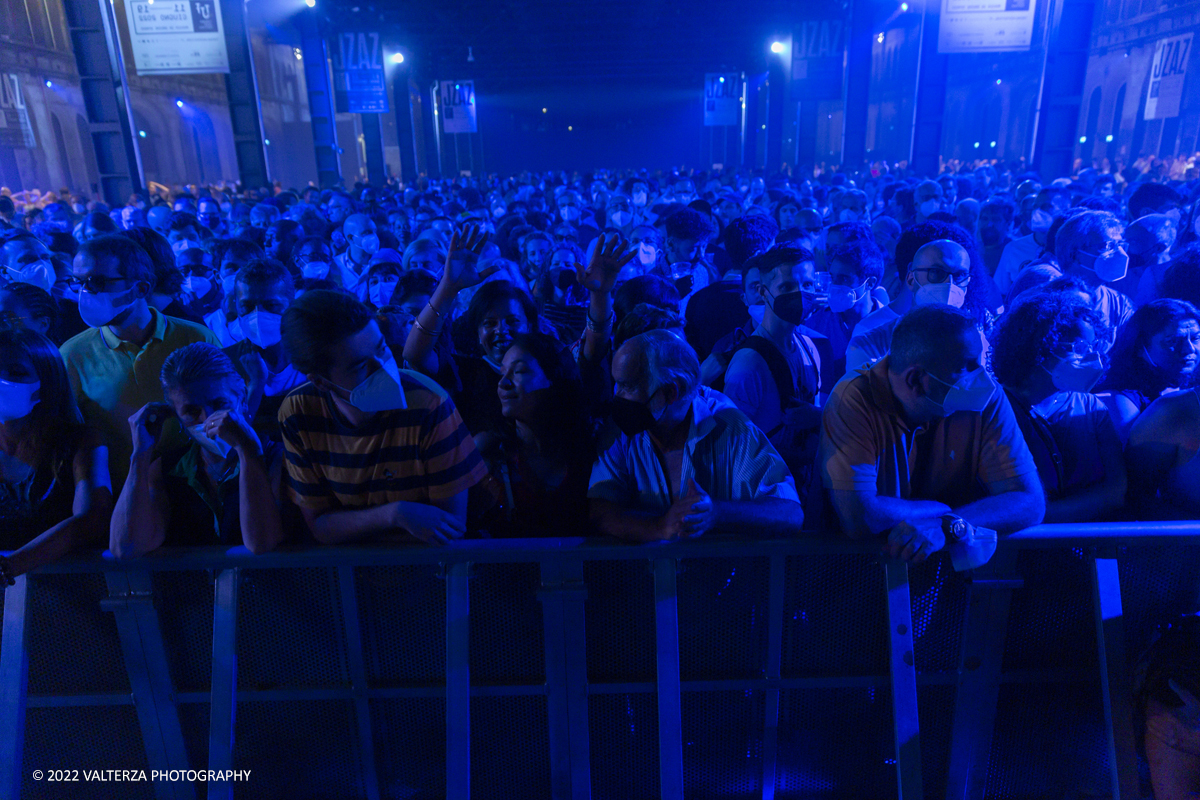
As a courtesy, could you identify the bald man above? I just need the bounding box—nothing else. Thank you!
[843,239,979,377]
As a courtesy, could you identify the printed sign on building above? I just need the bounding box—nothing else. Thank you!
[1145,33,1194,120]
[123,0,229,75]
[332,32,389,114]
[791,16,846,101]
[938,0,1037,53]
[439,81,477,134]
[0,74,37,149]
[704,73,742,127]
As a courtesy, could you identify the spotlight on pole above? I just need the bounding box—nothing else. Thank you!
[990,141,997,147]
[1106,134,1114,143]
[390,52,404,64]
[973,142,980,148]
[1079,136,1087,143]
[44,80,53,88]
[175,99,184,108]
[770,41,785,54]
[900,2,909,10]
[304,0,315,7]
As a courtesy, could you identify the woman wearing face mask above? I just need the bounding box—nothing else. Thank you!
[292,237,338,284]
[404,226,541,434]
[360,255,403,310]
[1097,299,1200,441]
[535,243,590,341]
[110,343,284,557]
[989,292,1126,522]
[0,327,112,582]
[474,333,597,536]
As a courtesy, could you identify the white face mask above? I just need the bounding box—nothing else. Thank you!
[10,260,55,293]
[369,280,399,308]
[560,206,581,222]
[610,210,632,228]
[919,199,941,217]
[171,239,201,255]
[638,244,657,266]
[240,309,283,348]
[353,232,380,256]
[221,273,238,295]
[301,260,330,280]
[187,422,234,460]
[633,191,647,207]
[838,209,861,224]
[828,281,867,313]
[78,287,137,329]
[0,379,40,423]
[914,281,967,309]
[182,275,212,301]
[929,366,996,416]
[1045,352,1104,393]
[348,356,407,413]
[1029,209,1053,232]
[1090,249,1129,283]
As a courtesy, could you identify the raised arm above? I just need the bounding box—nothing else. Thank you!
[205,408,285,554]
[403,225,495,375]
[110,403,172,559]
[575,233,636,364]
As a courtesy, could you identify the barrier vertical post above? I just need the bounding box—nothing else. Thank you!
[103,571,195,800]
[336,566,381,800]
[0,576,30,800]
[760,555,786,800]
[885,560,923,800]
[207,568,239,800]
[653,558,684,800]
[538,558,592,800]
[1092,553,1140,800]
[446,562,471,799]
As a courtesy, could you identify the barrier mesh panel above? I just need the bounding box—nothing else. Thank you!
[236,568,348,689]
[178,701,210,782]
[153,570,214,692]
[909,554,970,673]
[355,565,445,685]
[26,573,128,694]
[682,690,764,798]
[782,553,887,677]
[917,684,955,794]
[23,705,151,799]
[370,697,445,799]
[985,681,1110,799]
[678,558,769,681]
[589,692,659,798]
[584,560,656,683]
[233,699,363,799]
[470,563,545,685]
[1117,544,1200,667]
[1003,549,1097,671]
[775,687,894,798]
[471,695,551,797]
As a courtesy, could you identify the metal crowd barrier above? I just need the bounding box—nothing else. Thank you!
[1,524,1198,800]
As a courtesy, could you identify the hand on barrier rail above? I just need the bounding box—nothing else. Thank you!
[392,501,466,546]
[884,518,945,564]
[659,479,714,541]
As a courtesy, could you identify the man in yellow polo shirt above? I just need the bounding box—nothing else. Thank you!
[60,235,218,490]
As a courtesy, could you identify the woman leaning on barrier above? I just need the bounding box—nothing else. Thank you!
[0,326,112,582]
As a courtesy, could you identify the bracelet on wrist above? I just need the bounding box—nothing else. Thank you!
[414,317,441,337]
[586,310,615,333]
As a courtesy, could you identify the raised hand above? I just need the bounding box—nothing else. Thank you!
[576,233,637,296]
[202,408,262,456]
[441,224,498,294]
[128,402,174,456]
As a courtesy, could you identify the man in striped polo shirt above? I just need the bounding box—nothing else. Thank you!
[278,290,486,544]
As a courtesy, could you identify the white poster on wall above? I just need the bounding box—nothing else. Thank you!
[438,81,477,134]
[938,0,1037,53]
[1145,33,1194,120]
[123,0,230,75]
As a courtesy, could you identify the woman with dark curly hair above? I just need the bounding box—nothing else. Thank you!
[989,291,1126,522]
[1097,299,1200,441]
[473,332,598,536]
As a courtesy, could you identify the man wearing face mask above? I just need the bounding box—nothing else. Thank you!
[1055,211,1135,332]
[978,198,1016,277]
[836,190,870,225]
[165,212,205,257]
[224,258,305,441]
[820,304,1045,567]
[558,190,599,247]
[60,235,219,490]
[913,181,944,226]
[278,290,486,545]
[2,229,57,294]
[197,197,226,236]
[994,188,1069,296]
[990,293,1126,522]
[721,248,824,506]
[589,330,801,541]
[336,213,381,287]
[1131,215,1179,305]
[605,194,636,238]
[806,241,888,378]
[661,208,718,310]
[844,238,981,377]
[110,343,285,557]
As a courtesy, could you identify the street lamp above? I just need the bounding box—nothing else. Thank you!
[770,41,785,54]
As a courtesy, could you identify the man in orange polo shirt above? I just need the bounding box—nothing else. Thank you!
[818,304,1044,567]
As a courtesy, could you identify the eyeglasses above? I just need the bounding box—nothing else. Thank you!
[1050,339,1105,359]
[66,276,131,294]
[911,267,970,287]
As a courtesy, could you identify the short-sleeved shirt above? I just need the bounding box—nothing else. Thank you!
[818,357,1038,509]
[60,307,220,490]
[160,440,284,546]
[1094,284,1135,335]
[588,386,800,515]
[723,330,822,436]
[805,298,886,378]
[844,308,990,382]
[279,369,487,513]
[994,234,1047,296]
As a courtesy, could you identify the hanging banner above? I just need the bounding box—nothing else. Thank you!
[123,0,230,75]
[439,80,477,134]
[1145,33,1194,120]
[791,16,846,101]
[0,74,37,149]
[704,73,741,126]
[938,0,1037,53]
[332,32,389,114]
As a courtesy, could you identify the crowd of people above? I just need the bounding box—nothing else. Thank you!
[3,164,1200,788]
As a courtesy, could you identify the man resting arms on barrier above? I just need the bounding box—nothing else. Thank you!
[588,330,802,541]
[819,304,1045,568]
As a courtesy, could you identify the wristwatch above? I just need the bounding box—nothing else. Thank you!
[940,514,970,545]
